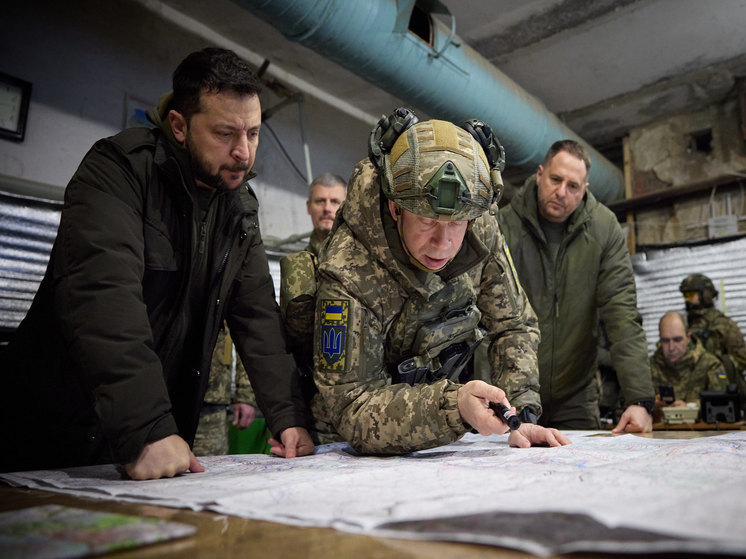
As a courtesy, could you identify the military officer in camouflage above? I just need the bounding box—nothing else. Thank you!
[280,175,347,442]
[280,174,347,379]
[680,274,746,376]
[650,311,729,421]
[312,109,570,454]
[193,325,257,456]
[680,273,746,410]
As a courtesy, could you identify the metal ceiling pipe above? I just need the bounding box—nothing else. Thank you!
[233,0,625,203]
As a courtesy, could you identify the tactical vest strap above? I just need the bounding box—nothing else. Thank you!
[393,333,485,386]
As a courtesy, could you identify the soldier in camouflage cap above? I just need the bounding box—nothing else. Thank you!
[312,110,570,454]
[680,273,746,408]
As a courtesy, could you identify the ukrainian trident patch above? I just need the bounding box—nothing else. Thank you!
[320,299,349,370]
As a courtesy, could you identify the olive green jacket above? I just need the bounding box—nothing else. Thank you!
[650,338,729,403]
[313,160,541,455]
[498,176,654,407]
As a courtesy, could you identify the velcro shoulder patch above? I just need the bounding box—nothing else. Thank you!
[320,299,350,370]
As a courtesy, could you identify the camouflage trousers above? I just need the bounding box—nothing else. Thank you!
[192,404,229,456]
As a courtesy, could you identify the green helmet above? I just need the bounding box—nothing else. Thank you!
[369,110,498,221]
[679,273,718,306]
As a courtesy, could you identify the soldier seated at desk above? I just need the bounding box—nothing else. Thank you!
[651,311,729,422]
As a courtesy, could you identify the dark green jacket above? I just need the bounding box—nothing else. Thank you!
[498,176,654,407]
[2,99,306,471]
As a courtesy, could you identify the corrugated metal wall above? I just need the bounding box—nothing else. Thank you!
[633,237,746,355]
[0,191,62,334]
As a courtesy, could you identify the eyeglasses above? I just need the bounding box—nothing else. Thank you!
[682,291,698,299]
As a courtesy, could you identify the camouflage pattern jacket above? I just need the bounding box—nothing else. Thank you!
[650,338,729,403]
[279,231,325,371]
[499,176,654,408]
[204,324,256,407]
[313,160,541,455]
[687,306,746,375]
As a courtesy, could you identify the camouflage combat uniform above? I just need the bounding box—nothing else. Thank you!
[279,229,326,374]
[312,159,541,455]
[687,306,746,412]
[687,306,746,376]
[280,227,339,443]
[192,324,256,456]
[650,337,729,405]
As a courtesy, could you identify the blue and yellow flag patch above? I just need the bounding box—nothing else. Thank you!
[320,299,349,370]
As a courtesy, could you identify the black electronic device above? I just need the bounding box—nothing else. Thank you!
[700,385,741,424]
[659,384,675,405]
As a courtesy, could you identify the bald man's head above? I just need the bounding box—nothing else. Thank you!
[658,311,690,363]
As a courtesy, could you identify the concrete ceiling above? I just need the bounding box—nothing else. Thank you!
[151,0,746,179]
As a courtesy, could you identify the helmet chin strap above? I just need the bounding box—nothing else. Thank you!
[395,208,450,273]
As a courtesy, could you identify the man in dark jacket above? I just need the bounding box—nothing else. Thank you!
[1,48,313,479]
[499,140,654,433]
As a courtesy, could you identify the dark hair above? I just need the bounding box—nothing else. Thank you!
[171,47,262,121]
[542,139,591,173]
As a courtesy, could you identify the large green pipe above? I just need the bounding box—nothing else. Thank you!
[234,0,625,202]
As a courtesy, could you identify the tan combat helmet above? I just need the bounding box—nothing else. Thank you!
[369,108,503,222]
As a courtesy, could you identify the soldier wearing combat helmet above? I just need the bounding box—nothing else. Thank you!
[680,273,746,404]
[311,109,570,454]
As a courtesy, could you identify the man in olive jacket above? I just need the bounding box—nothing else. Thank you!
[1,48,312,478]
[499,140,654,432]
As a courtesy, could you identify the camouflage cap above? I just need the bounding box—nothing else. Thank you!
[382,119,494,221]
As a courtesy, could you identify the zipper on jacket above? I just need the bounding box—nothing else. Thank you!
[198,221,207,255]
[208,214,249,333]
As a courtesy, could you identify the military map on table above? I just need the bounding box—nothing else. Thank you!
[2,432,745,556]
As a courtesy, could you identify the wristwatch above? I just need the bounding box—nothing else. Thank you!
[632,400,655,415]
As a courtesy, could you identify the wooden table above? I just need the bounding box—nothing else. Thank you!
[0,430,735,558]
